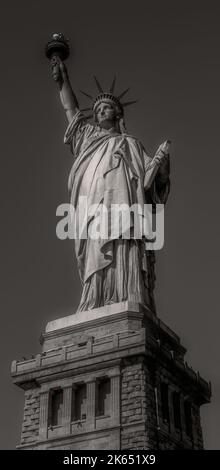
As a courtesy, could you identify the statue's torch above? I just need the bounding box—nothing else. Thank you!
[45,33,70,82]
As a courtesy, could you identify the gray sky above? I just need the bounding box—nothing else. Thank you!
[0,0,219,449]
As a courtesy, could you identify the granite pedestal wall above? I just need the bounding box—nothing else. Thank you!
[11,302,211,449]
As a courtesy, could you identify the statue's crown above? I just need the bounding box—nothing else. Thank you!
[80,76,137,117]
[93,92,123,115]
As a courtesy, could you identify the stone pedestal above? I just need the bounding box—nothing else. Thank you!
[11,302,211,449]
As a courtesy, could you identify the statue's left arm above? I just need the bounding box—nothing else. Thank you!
[144,141,171,204]
[154,153,170,204]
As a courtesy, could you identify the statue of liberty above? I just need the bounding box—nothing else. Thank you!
[49,47,170,314]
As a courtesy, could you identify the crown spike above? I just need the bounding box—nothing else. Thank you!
[80,90,93,100]
[117,88,130,100]
[93,76,103,93]
[109,75,116,94]
[121,100,138,108]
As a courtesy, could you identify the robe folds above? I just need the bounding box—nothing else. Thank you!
[64,111,170,312]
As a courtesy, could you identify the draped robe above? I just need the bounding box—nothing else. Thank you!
[64,111,170,312]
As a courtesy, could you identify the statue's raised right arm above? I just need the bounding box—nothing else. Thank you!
[51,57,78,123]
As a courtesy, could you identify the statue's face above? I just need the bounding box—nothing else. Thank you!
[96,102,117,126]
